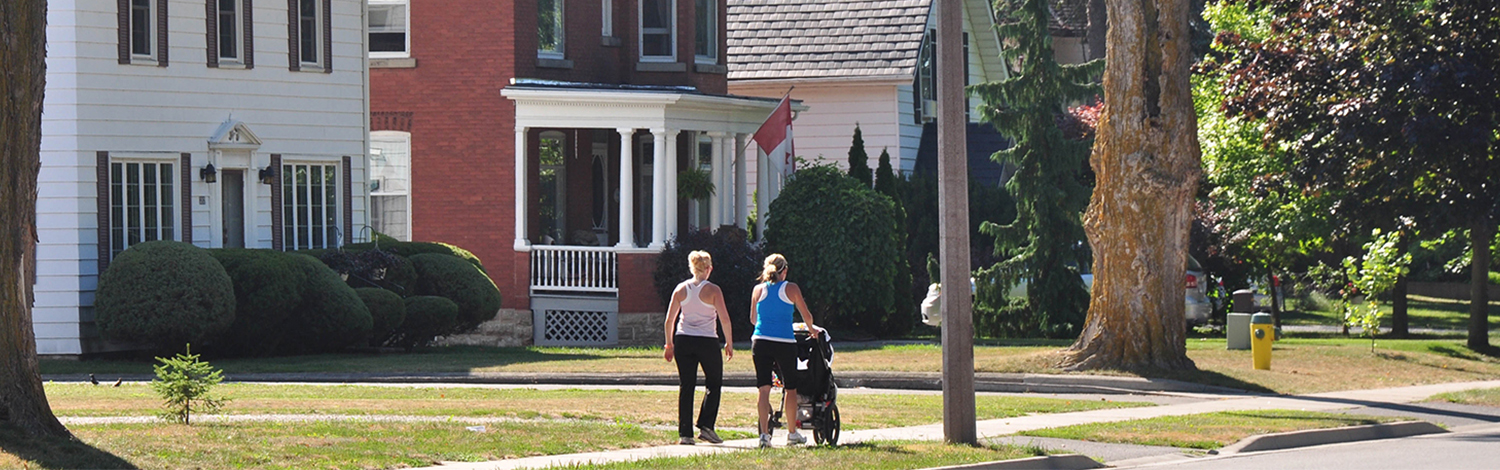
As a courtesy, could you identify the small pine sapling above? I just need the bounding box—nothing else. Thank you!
[151,344,228,425]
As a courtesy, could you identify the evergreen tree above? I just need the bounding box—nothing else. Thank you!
[874,148,897,196]
[874,149,913,335]
[969,0,1103,338]
[847,125,873,187]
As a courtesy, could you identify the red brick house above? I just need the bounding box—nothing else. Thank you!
[368,0,786,346]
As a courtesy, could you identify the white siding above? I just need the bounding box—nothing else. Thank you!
[38,0,370,355]
[730,81,909,174]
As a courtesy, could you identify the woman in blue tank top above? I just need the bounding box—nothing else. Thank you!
[750,253,818,448]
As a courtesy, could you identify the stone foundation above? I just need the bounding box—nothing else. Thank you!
[435,308,534,348]
[617,311,666,346]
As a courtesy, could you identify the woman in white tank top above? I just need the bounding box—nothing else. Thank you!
[663,250,734,445]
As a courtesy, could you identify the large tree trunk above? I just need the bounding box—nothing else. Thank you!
[0,0,70,439]
[1391,238,1410,338]
[1469,219,1493,351]
[1062,0,1200,371]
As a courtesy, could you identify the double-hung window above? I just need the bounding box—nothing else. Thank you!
[298,0,321,65]
[130,0,154,57]
[369,132,412,241]
[212,0,251,64]
[640,0,675,60]
[109,160,177,259]
[282,162,340,250]
[369,0,409,57]
[538,0,564,58]
[694,0,715,63]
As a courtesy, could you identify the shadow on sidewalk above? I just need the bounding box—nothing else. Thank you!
[1292,396,1500,424]
[0,424,136,469]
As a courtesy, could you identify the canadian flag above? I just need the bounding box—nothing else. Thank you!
[754,95,796,175]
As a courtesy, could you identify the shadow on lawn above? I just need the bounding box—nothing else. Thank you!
[1427,343,1500,360]
[42,345,613,376]
[0,425,135,469]
[1136,367,1276,394]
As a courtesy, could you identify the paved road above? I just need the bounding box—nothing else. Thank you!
[1117,423,1500,470]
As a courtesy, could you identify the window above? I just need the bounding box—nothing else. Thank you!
[218,0,242,60]
[131,0,153,56]
[538,0,564,58]
[282,162,340,250]
[109,160,177,259]
[537,133,567,243]
[694,0,715,62]
[298,0,321,65]
[640,0,674,60]
[914,30,969,122]
[369,0,409,57]
[369,132,411,241]
[689,133,713,228]
[601,0,613,37]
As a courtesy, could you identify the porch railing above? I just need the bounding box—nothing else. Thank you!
[529,245,618,294]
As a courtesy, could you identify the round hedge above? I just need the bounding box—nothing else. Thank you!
[409,253,502,332]
[275,254,374,354]
[356,287,406,347]
[391,296,459,350]
[208,249,308,356]
[344,239,487,273]
[95,241,235,352]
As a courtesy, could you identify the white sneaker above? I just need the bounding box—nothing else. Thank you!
[786,430,807,445]
[759,433,772,448]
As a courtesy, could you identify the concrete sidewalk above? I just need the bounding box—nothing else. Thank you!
[413,379,1500,470]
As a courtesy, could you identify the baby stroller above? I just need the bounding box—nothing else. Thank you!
[769,323,841,445]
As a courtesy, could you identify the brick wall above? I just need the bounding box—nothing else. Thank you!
[617,252,662,313]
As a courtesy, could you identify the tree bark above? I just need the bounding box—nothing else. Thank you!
[0,0,71,439]
[1391,239,1410,338]
[1087,0,1108,61]
[1062,0,1200,371]
[1469,219,1493,351]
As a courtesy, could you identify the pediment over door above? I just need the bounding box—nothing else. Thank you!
[208,120,264,150]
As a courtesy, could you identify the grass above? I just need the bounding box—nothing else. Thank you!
[2,420,670,470]
[1018,410,1406,449]
[44,336,1500,396]
[565,441,1046,470]
[1426,387,1500,407]
[1280,295,1500,331]
[43,383,1151,430]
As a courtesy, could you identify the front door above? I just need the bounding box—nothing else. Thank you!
[221,169,245,248]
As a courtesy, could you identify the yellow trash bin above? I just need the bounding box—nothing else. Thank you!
[1251,313,1273,370]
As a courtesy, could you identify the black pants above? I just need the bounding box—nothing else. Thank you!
[674,334,723,437]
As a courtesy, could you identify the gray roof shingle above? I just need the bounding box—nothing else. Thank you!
[727,0,932,80]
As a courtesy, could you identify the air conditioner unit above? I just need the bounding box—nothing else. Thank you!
[921,99,938,122]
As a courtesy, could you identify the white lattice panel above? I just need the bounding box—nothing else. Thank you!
[535,309,617,346]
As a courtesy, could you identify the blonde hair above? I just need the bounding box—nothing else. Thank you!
[688,251,713,278]
[759,254,788,283]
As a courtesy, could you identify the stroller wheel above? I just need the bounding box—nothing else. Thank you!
[813,403,841,446]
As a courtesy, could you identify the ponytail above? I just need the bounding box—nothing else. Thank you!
[759,254,788,283]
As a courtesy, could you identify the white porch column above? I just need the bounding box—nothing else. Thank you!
[756,145,768,238]
[707,132,725,228]
[735,133,748,229]
[615,128,636,248]
[513,127,529,251]
[649,128,668,249]
[665,129,680,240]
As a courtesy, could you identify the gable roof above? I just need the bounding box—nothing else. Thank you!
[727,0,932,81]
[1048,0,1089,36]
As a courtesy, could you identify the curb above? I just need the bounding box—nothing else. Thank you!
[920,454,1104,470]
[1217,421,1448,454]
[44,371,1253,396]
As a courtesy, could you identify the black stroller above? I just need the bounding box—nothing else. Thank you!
[769,323,841,445]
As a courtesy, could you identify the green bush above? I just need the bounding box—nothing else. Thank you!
[390,296,459,350]
[274,255,374,354]
[356,287,406,347]
[343,240,486,274]
[653,226,762,341]
[95,241,235,352]
[208,249,308,356]
[765,165,903,335]
[409,253,502,332]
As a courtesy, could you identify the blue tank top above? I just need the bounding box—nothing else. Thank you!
[753,281,796,342]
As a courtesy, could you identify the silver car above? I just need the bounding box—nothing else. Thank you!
[1003,256,1213,326]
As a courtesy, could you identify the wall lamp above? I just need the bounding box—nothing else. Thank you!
[200,163,217,183]
[258,165,277,185]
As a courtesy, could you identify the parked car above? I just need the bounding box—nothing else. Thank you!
[999,256,1211,326]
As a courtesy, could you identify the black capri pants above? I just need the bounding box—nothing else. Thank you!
[752,338,801,392]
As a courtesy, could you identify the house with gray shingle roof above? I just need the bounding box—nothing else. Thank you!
[727,0,1011,174]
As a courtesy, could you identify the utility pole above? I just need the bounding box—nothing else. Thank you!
[937,0,976,445]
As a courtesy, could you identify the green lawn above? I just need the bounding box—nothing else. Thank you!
[1426,387,1500,407]
[566,441,1047,470]
[1018,410,1406,449]
[1280,295,1500,332]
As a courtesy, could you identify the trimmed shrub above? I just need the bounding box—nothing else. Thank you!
[391,296,459,350]
[765,165,903,335]
[653,226,762,341]
[356,287,406,347]
[96,241,235,352]
[208,249,308,356]
[343,240,486,274]
[274,255,374,354]
[409,253,502,332]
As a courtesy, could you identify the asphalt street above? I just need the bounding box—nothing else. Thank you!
[1113,423,1500,470]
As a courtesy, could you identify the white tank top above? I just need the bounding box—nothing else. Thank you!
[675,279,720,338]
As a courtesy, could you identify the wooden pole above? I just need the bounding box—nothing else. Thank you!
[937,0,976,445]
